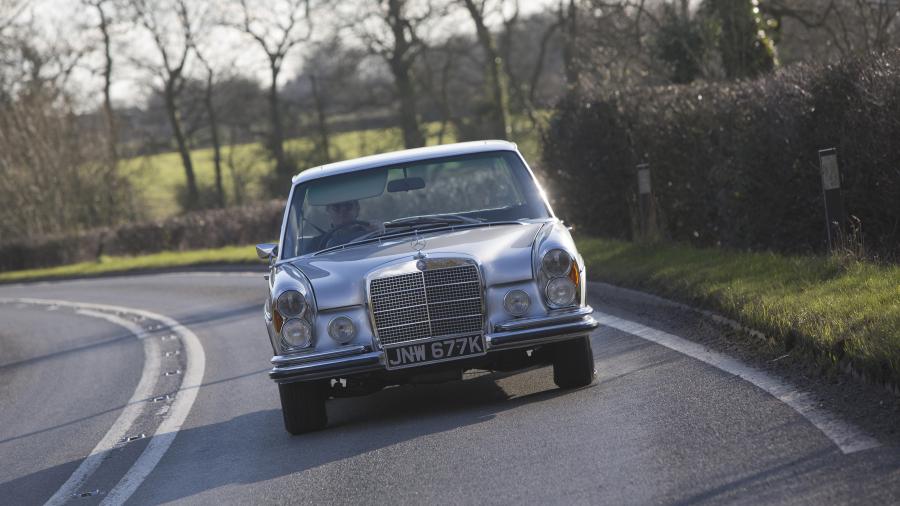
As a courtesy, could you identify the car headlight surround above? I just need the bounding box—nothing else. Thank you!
[328,316,356,344]
[503,289,531,316]
[541,249,573,278]
[281,318,313,349]
[276,290,306,318]
[545,277,577,307]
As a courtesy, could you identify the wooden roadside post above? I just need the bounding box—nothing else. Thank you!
[636,163,657,240]
[818,148,846,252]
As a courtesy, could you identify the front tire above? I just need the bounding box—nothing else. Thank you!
[278,381,328,434]
[552,336,596,389]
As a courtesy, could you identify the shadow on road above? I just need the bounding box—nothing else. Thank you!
[0,372,585,503]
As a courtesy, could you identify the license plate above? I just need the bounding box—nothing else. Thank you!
[384,334,486,370]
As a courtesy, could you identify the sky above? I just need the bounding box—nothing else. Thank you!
[24,0,559,109]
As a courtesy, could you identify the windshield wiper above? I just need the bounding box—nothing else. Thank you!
[313,218,523,256]
[383,214,483,229]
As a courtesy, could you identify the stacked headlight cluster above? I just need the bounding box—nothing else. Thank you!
[275,290,314,351]
[541,249,579,308]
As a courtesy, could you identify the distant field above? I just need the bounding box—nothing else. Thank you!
[123,119,543,220]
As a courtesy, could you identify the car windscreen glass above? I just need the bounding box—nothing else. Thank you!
[280,151,549,258]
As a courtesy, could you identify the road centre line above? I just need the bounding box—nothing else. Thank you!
[41,310,160,506]
[0,297,206,506]
[592,310,880,454]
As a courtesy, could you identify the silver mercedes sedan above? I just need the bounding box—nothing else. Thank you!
[256,140,599,434]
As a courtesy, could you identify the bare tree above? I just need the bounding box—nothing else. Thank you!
[193,46,225,207]
[233,0,313,183]
[560,0,579,91]
[83,0,118,162]
[0,0,25,36]
[761,0,899,59]
[130,0,204,207]
[459,0,513,138]
[359,0,434,148]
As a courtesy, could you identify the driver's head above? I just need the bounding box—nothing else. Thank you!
[325,200,360,227]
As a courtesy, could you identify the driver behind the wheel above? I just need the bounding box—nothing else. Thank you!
[320,200,377,248]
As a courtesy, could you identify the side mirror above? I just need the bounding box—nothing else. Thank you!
[256,243,278,261]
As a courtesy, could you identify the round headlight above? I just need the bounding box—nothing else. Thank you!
[503,289,531,316]
[546,277,577,307]
[328,316,356,344]
[281,318,312,349]
[542,249,573,277]
[276,290,306,318]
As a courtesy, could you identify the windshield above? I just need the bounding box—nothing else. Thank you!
[280,151,549,258]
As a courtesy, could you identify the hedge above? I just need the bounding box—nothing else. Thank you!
[543,51,900,259]
[0,200,285,272]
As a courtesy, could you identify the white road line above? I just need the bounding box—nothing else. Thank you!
[40,310,160,506]
[0,297,206,505]
[593,310,880,454]
[100,310,205,505]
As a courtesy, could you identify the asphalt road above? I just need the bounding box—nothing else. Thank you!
[0,272,898,505]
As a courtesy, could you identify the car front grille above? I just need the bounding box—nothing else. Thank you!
[369,263,484,346]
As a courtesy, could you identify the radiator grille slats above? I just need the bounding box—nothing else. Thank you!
[370,263,484,346]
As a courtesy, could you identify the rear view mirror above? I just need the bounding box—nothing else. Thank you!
[387,177,425,192]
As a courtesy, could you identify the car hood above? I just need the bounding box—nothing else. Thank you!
[288,222,546,310]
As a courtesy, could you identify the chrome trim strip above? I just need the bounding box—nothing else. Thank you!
[269,351,383,384]
[493,306,594,332]
[271,345,369,367]
[487,315,599,351]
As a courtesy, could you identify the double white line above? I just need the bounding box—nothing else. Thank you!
[4,298,206,506]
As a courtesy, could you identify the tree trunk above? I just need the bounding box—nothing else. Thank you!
[98,4,117,163]
[268,61,289,178]
[164,81,198,207]
[308,73,331,163]
[561,0,579,92]
[386,0,425,148]
[392,59,425,148]
[204,71,224,207]
[708,0,777,79]
[462,0,510,139]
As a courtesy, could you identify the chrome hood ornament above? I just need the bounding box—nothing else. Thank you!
[411,231,426,259]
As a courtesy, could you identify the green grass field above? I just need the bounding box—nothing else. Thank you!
[578,237,900,386]
[123,120,543,220]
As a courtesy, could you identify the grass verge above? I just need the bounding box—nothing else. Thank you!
[0,246,259,283]
[578,237,900,389]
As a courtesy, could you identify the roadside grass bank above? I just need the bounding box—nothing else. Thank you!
[578,237,900,391]
[0,246,259,283]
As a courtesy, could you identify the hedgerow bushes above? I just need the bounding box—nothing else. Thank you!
[0,201,285,272]
[543,50,900,259]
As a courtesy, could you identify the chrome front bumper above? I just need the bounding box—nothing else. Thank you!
[269,306,599,384]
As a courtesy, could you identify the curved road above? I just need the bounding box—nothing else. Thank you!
[1,272,898,505]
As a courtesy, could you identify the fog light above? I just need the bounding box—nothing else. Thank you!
[504,290,531,316]
[546,277,577,307]
[281,318,312,349]
[328,316,356,344]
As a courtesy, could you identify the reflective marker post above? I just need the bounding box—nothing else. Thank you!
[818,148,846,252]
[636,163,656,240]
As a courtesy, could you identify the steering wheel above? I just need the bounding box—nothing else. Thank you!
[321,220,371,249]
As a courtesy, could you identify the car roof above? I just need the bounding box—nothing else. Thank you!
[292,140,519,184]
